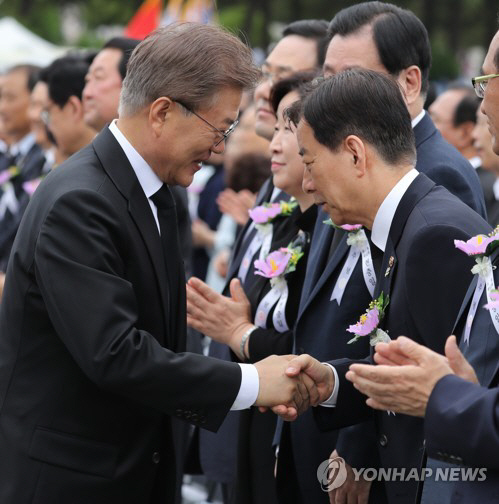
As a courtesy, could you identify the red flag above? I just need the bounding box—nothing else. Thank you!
[125,0,162,39]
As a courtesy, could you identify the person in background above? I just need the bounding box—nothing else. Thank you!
[0,64,45,294]
[27,73,59,170]
[430,85,497,225]
[82,37,139,133]
[188,72,317,504]
[473,109,499,226]
[40,55,97,161]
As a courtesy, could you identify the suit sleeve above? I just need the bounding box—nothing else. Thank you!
[425,374,499,469]
[313,357,373,431]
[247,328,293,362]
[34,189,241,432]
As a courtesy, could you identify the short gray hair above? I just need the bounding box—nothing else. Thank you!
[119,23,261,116]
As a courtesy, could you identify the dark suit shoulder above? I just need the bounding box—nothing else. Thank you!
[407,185,489,230]
[415,116,485,217]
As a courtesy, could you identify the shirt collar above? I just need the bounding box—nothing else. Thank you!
[10,133,36,158]
[108,120,162,199]
[493,178,499,201]
[411,110,425,129]
[468,156,482,170]
[371,168,419,252]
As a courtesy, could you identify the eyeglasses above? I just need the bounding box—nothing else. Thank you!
[472,73,499,98]
[175,100,239,147]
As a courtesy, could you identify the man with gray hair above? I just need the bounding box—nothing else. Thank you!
[0,23,327,504]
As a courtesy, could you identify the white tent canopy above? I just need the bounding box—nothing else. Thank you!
[0,17,66,71]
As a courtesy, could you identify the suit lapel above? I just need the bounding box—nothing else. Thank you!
[374,174,435,324]
[92,129,172,346]
[298,227,349,320]
[374,237,398,308]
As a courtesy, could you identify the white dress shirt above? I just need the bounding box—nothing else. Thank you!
[108,121,259,410]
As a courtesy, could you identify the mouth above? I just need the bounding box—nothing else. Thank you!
[256,106,274,119]
[271,161,284,173]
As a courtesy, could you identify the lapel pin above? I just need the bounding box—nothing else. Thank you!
[385,256,395,277]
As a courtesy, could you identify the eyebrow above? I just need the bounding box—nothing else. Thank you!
[262,61,294,73]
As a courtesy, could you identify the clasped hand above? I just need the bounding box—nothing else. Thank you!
[254,354,335,421]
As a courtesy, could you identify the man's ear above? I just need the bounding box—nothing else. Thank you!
[458,121,476,148]
[67,95,84,119]
[149,97,174,137]
[397,65,422,107]
[344,135,367,178]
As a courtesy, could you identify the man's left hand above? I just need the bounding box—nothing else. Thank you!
[345,335,477,417]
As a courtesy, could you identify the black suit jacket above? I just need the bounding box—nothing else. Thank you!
[272,114,487,503]
[316,174,489,503]
[421,251,499,503]
[274,213,377,504]
[425,372,499,504]
[0,128,241,504]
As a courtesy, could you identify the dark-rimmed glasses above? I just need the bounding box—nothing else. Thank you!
[472,73,499,98]
[175,100,239,147]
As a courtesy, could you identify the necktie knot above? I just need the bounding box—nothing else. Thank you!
[151,184,175,210]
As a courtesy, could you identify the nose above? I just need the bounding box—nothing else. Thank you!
[210,138,226,155]
[302,168,315,194]
[269,130,281,154]
[82,79,93,101]
[254,78,272,104]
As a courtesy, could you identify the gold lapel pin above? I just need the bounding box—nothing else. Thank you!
[385,256,395,277]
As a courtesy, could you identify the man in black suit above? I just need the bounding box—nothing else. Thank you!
[0,24,324,504]
[329,27,499,504]
[82,36,193,276]
[276,4,488,503]
[0,64,45,285]
[284,68,490,504]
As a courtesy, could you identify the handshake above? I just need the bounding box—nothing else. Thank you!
[252,354,335,421]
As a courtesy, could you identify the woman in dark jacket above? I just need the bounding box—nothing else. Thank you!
[187,72,317,503]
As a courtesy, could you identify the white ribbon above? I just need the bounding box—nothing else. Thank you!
[238,223,273,283]
[330,230,376,305]
[254,277,290,332]
[0,182,19,219]
[463,256,499,344]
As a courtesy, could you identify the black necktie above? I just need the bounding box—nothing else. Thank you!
[151,184,186,339]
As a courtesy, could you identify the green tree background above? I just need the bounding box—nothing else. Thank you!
[0,0,496,79]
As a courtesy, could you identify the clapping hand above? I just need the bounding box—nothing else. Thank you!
[345,335,478,417]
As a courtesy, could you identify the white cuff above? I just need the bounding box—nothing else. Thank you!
[319,363,339,407]
[230,363,259,410]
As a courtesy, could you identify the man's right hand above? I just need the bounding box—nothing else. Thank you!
[285,354,335,403]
